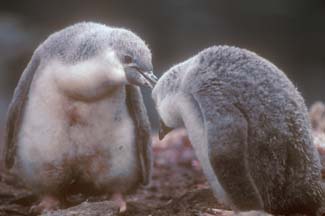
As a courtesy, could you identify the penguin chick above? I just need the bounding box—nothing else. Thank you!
[152,46,325,215]
[3,22,157,213]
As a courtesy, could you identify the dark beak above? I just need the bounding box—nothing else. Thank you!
[139,70,158,88]
[159,119,173,140]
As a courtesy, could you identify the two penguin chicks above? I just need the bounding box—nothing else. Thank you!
[4,22,324,215]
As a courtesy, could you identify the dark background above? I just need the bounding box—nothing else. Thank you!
[0,0,324,130]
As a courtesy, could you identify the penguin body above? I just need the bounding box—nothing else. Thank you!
[4,22,156,212]
[152,46,324,215]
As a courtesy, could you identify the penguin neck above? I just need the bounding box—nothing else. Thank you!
[44,59,126,102]
[62,80,125,103]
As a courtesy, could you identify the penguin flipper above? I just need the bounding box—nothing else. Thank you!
[191,92,264,211]
[4,53,41,169]
[125,85,152,185]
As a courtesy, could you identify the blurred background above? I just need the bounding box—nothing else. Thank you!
[0,0,324,136]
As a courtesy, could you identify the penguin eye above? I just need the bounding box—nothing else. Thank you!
[123,55,133,64]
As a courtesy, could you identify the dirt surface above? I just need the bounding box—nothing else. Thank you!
[0,102,324,216]
[42,201,119,216]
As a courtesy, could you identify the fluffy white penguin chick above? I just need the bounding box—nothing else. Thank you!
[4,22,157,213]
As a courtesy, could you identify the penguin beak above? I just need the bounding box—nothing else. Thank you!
[159,119,173,140]
[124,66,158,88]
[139,70,158,88]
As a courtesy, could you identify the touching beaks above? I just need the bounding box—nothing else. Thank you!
[159,119,173,140]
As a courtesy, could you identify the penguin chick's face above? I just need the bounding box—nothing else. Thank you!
[152,74,179,140]
[152,64,186,139]
[110,29,158,88]
[49,25,158,101]
[116,51,158,88]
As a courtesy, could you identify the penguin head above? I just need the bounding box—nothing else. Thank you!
[152,64,186,140]
[109,28,158,88]
[41,22,158,101]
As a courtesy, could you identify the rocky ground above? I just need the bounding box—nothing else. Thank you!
[0,102,325,216]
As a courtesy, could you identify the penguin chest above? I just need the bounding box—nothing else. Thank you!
[65,99,138,179]
[17,87,138,184]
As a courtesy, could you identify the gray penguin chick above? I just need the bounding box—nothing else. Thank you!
[3,22,157,213]
[152,46,324,215]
